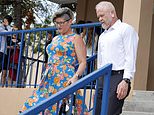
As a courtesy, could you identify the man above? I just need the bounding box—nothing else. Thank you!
[95,1,138,115]
[0,15,13,87]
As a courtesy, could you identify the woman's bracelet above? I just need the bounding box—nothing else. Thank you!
[74,73,79,79]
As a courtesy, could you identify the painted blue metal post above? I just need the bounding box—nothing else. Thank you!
[101,70,112,115]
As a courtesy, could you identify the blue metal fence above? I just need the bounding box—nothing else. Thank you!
[0,22,102,87]
[20,63,112,115]
[0,22,112,115]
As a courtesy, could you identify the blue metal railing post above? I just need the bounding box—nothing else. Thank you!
[16,32,25,87]
[101,67,112,115]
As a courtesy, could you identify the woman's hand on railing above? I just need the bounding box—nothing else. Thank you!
[66,74,78,86]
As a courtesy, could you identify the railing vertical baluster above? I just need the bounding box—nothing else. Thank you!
[68,94,74,115]
[34,31,42,87]
[16,32,24,87]
[56,101,59,115]
[24,32,31,87]
[81,86,86,115]
[101,71,112,115]
[93,79,98,115]
[88,82,93,111]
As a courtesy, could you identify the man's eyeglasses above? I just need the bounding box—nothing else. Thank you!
[54,19,70,26]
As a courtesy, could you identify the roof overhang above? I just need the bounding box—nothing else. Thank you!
[49,0,77,4]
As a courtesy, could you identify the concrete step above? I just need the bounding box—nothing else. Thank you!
[123,90,154,114]
[121,111,154,115]
[131,90,154,101]
[123,100,154,112]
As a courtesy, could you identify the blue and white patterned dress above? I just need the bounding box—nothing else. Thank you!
[21,33,88,115]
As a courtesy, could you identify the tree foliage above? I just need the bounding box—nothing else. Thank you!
[0,0,59,29]
[0,0,59,55]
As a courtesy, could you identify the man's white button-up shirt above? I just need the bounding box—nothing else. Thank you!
[97,20,139,79]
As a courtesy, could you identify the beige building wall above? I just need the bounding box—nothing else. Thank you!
[123,0,153,90]
[0,88,94,115]
[0,88,34,115]
[148,14,154,90]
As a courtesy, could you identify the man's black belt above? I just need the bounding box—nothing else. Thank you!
[111,70,124,75]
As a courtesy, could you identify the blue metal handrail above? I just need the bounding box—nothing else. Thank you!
[20,63,112,115]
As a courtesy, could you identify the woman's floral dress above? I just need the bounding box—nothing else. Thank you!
[21,33,88,115]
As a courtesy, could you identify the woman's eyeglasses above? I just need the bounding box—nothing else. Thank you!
[54,19,70,26]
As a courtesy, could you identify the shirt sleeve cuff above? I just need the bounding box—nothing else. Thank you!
[123,70,135,80]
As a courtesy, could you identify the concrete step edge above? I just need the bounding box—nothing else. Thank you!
[124,100,154,103]
[122,111,154,115]
[132,90,154,96]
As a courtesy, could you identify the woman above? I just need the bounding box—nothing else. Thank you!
[81,21,98,58]
[80,21,98,74]
[20,7,88,115]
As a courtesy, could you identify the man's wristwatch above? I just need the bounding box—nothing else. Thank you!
[123,78,131,84]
